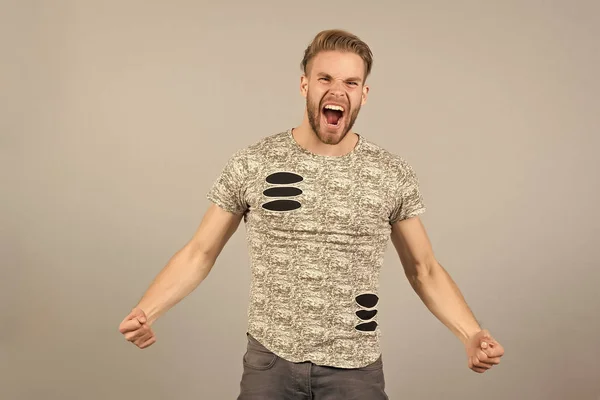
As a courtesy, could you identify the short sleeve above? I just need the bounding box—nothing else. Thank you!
[206,150,249,215]
[389,159,426,223]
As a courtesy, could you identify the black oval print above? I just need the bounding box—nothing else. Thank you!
[355,321,378,332]
[356,309,378,320]
[266,172,303,185]
[355,293,379,309]
[263,187,303,197]
[262,200,302,211]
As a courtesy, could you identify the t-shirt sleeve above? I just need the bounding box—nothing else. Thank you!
[206,150,249,215]
[389,158,426,223]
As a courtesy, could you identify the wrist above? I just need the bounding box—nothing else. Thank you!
[459,326,482,345]
[135,303,158,326]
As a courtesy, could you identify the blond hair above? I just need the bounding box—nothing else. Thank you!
[301,29,374,81]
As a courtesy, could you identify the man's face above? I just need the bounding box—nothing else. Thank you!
[301,51,369,145]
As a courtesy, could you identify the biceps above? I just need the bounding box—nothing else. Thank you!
[390,217,436,275]
[187,203,243,261]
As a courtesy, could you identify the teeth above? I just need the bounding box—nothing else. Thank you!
[324,104,344,112]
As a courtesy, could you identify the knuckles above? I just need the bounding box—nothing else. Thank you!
[119,312,154,348]
[122,325,153,342]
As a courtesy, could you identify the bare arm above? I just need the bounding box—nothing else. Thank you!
[135,203,243,325]
[390,216,481,344]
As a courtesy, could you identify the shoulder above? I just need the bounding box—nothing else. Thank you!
[234,131,288,156]
[359,136,418,179]
[221,130,289,170]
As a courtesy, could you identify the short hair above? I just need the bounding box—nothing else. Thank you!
[300,29,374,81]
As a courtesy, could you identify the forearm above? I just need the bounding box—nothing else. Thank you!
[407,262,481,345]
[135,244,215,325]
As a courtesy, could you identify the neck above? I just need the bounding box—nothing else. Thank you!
[293,115,359,157]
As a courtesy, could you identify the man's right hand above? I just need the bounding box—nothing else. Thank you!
[118,307,156,349]
[116,204,244,350]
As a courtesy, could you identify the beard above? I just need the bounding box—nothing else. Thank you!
[306,90,360,145]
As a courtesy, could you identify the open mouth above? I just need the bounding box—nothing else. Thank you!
[322,104,345,128]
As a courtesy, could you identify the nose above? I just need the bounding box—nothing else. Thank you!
[329,78,346,97]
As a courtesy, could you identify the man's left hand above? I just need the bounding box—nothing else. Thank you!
[465,329,504,373]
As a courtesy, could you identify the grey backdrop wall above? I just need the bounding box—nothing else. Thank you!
[3,1,599,399]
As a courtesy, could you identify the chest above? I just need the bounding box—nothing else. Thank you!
[243,162,396,235]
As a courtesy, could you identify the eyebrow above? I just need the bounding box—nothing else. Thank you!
[346,76,363,83]
[317,72,363,83]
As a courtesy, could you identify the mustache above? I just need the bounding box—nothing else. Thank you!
[319,96,351,109]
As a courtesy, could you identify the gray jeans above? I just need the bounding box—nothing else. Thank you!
[237,333,389,400]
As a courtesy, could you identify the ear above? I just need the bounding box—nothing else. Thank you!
[300,74,309,98]
[361,84,370,106]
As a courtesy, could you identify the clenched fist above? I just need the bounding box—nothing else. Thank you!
[119,307,156,349]
[465,329,504,373]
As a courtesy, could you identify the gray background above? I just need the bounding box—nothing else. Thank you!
[2,1,599,399]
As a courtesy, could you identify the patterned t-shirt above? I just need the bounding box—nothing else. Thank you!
[206,129,426,368]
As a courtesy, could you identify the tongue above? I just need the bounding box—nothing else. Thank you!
[324,109,342,125]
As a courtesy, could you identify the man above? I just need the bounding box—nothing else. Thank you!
[118,29,504,399]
